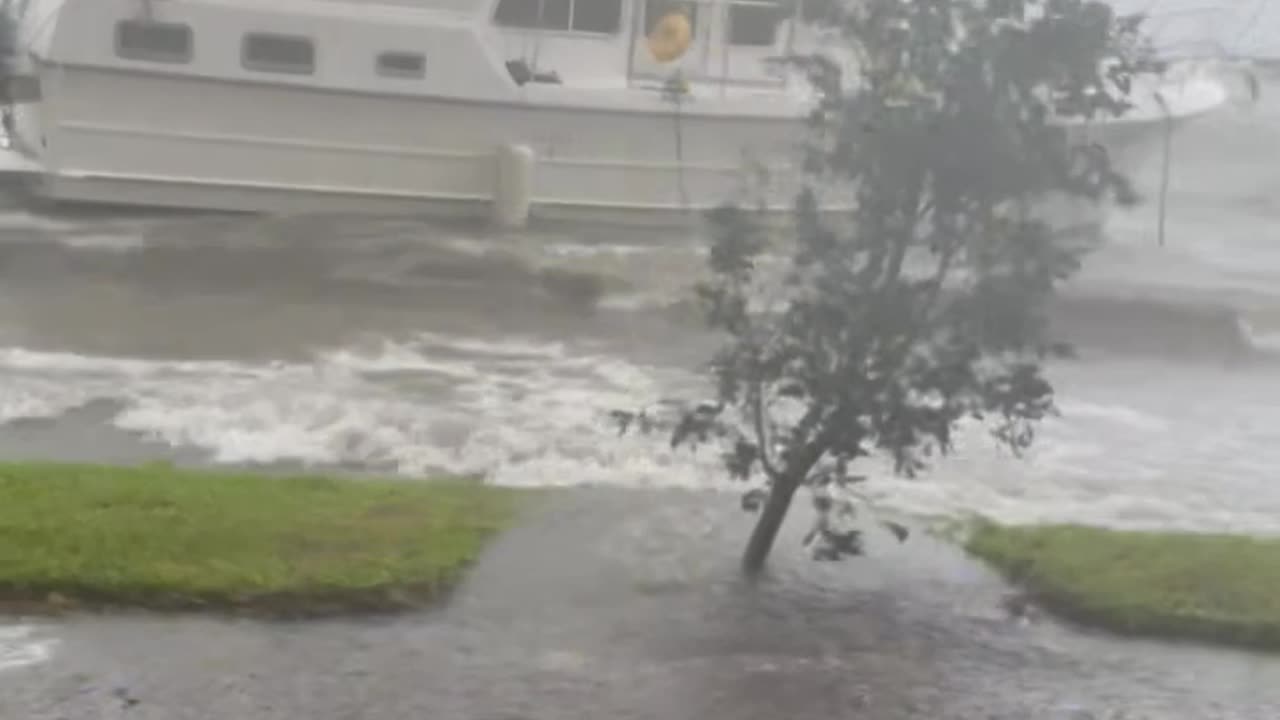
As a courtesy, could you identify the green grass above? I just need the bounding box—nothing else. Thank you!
[968,522,1280,650]
[0,462,525,617]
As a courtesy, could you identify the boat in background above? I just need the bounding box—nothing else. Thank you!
[0,0,1234,227]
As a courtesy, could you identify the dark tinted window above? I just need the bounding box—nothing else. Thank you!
[541,0,573,30]
[493,0,537,27]
[242,33,315,75]
[495,0,566,28]
[572,0,622,33]
[494,0,620,33]
[728,2,781,46]
[115,20,193,64]
[377,51,425,79]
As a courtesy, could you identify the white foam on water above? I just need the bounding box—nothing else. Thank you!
[0,211,151,251]
[323,341,484,378]
[437,235,511,257]
[0,336,726,488]
[597,291,683,313]
[0,625,57,673]
[1055,398,1171,433]
[55,231,148,252]
[863,367,1280,534]
[1237,315,1280,353]
[543,241,664,259]
[5,336,1280,533]
[0,377,99,424]
[0,211,83,234]
[0,346,273,378]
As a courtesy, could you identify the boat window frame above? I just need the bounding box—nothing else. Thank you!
[726,0,782,47]
[241,32,316,76]
[492,0,624,36]
[114,19,195,65]
[375,50,426,79]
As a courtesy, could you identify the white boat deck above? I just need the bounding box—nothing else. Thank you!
[0,137,39,175]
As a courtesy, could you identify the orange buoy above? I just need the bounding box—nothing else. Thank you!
[647,11,692,63]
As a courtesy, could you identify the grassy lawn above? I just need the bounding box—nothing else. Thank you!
[968,522,1280,650]
[0,462,524,617]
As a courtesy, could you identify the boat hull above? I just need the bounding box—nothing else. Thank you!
[4,60,811,225]
[0,58,1229,229]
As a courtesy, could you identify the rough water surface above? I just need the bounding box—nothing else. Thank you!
[3,48,1280,720]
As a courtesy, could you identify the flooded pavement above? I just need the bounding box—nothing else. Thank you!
[4,490,1280,720]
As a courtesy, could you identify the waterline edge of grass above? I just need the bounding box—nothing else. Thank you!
[966,519,1280,651]
[0,461,535,618]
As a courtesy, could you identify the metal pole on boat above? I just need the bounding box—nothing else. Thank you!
[625,0,641,87]
[1154,91,1173,247]
[531,0,547,71]
[784,0,798,89]
[720,1,730,97]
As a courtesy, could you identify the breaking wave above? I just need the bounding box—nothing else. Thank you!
[0,335,725,489]
[6,325,1280,534]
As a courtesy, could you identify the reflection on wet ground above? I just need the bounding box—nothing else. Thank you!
[3,490,1279,720]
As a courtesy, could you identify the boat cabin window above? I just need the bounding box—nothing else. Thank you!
[493,0,622,34]
[728,1,782,46]
[376,51,426,79]
[572,0,624,33]
[242,33,315,75]
[115,20,193,64]
[644,0,698,33]
[494,0,564,30]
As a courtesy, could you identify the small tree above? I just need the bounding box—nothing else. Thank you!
[616,0,1152,574]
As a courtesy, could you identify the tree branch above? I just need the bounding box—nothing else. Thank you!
[882,181,923,286]
[751,374,781,480]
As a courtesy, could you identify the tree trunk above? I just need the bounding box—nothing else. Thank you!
[741,475,801,576]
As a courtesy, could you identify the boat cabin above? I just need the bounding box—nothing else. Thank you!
[0,0,1235,224]
[2,0,812,109]
[491,0,803,90]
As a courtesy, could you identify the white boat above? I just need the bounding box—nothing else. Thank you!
[0,0,1234,226]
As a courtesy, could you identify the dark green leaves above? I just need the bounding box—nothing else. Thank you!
[882,521,911,543]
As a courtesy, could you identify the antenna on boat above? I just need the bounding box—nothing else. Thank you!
[530,0,547,73]
[1153,90,1172,248]
[649,10,696,211]
[662,71,691,210]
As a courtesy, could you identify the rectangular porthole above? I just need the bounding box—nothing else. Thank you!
[242,33,315,75]
[376,51,425,79]
[115,20,193,64]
